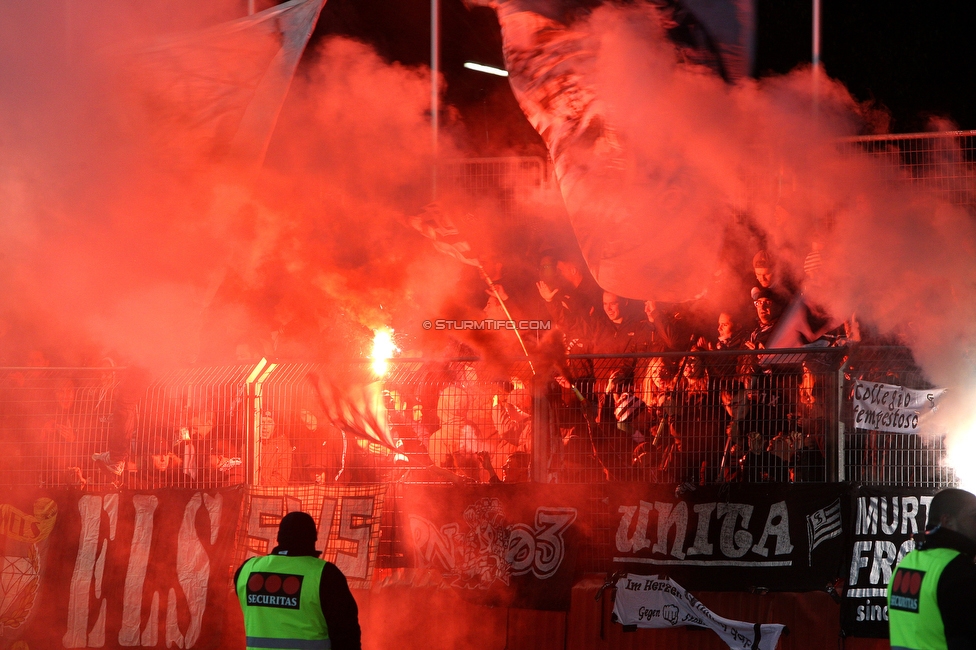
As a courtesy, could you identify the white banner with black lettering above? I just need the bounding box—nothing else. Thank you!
[852,380,946,434]
[613,574,785,650]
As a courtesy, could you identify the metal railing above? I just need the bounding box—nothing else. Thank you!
[439,156,554,228]
[840,130,976,210]
[0,346,955,490]
[0,366,119,490]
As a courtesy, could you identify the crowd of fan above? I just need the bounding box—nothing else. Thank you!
[0,245,930,490]
[525,248,846,485]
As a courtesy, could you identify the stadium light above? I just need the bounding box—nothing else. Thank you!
[463,62,509,77]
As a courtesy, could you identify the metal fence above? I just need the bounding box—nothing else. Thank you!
[131,362,260,489]
[0,366,120,490]
[547,349,846,486]
[439,156,553,227]
[841,131,976,210]
[840,346,954,487]
[438,135,976,224]
[0,346,955,490]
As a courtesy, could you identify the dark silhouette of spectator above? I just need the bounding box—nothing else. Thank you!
[715,312,745,350]
[696,311,745,391]
[751,250,795,309]
[724,357,792,482]
[640,301,691,352]
[791,361,827,481]
[169,408,218,487]
[643,356,681,478]
[145,424,184,486]
[477,449,531,483]
[590,293,649,420]
[491,378,532,460]
[92,362,152,481]
[258,409,292,486]
[535,253,603,342]
[671,355,727,486]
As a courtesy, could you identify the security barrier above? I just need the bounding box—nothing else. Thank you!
[0,366,119,490]
[0,346,955,490]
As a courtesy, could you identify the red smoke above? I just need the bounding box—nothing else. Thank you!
[3,1,975,468]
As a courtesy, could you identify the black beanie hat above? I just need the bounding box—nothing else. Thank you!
[275,511,321,556]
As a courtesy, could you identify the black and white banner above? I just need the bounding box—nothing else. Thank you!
[609,483,849,592]
[613,574,786,650]
[402,484,586,610]
[841,485,937,638]
[851,380,945,434]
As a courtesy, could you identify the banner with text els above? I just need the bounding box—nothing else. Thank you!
[22,487,244,650]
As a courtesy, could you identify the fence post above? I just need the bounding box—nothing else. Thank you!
[531,375,550,483]
[834,366,846,482]
[244,359,271,486]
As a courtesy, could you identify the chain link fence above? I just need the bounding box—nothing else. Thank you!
[439,156,554,228]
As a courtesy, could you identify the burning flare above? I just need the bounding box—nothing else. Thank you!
[370,327,397,377]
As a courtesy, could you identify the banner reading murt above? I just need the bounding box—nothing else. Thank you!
[851,380,946,434]
[237,484,387,590]
[401,484,586,610]
[841,485,937,638]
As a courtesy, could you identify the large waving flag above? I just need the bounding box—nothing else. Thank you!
[465,0,753,302]
[126,0,326,166]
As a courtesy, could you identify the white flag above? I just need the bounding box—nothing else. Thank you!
[125,0,326,166]
[613,574,785,650]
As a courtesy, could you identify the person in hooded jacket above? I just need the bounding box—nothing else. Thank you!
[236,511,361,650]
[888,488,976,650]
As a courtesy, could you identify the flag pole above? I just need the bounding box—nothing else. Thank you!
[431,0,439,200]
[477,264,536,376]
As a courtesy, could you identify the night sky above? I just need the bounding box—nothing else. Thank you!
[301,0,976,155]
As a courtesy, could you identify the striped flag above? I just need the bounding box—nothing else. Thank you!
[307,373,399,452]
[806,498,843,565]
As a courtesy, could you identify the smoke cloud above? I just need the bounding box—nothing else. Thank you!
[3,0,976,476]
[0,1,509,371]
[488,1,976,468]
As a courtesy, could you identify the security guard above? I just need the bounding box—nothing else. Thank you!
[888,488,976,650]
[236,511,361,650]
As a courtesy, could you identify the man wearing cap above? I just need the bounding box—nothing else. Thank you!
[751,250,795,305]
[744,287,783,350]
[236,511,361,650]
[888,488,976,650]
